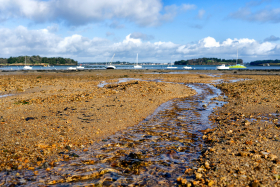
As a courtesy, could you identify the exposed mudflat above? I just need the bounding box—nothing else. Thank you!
[0,70,279,186]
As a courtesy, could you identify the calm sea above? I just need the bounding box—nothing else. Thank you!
[1,65,280,71]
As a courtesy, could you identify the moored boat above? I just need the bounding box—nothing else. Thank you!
[23,56,32,70]
[106,54,116,69]
[217,64,229,70]
[77,64,85,69]
[229,64,246,68]
[229,47,246,69]
[67,67,77,70]
[134,53,142,69]
[183,66,192,70]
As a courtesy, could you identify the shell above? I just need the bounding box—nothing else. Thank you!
[252,154,261,160]
[268,154,278,161]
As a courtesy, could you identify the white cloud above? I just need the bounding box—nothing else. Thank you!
[200,37,220,48]
[176,37,279,61]
[0,0,51,22]
[122,34,142,45]
[0,26,60,55]
[0,26,279,62]
[0,0,192,27]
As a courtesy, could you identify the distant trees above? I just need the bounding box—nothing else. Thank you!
[0,56,77,65]
[250,59,280,66]
[175,58,243,65]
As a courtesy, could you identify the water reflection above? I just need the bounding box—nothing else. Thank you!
[0,94,12,98]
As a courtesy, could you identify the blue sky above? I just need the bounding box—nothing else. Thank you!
[0,0,279,63]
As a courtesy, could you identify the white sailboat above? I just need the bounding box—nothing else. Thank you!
[23,56,32,70]
[167,59,177,69]
[67,67,77,70]
[106,54,116,69]
[229,47,246,69]
[134,53,142,69]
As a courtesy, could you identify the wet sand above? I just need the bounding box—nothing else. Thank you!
[0,70,280,186]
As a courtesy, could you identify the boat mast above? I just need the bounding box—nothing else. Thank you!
[110,54,115,65]
[236,47,238,65]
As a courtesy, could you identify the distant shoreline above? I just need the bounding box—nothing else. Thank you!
[0,64,76,66]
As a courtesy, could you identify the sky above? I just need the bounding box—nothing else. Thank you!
[0,0,279,63]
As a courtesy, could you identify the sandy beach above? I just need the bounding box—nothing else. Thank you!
[0,70,280,186]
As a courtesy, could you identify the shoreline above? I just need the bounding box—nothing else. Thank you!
[1,68,280,73]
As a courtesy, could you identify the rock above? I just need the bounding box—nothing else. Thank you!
[65,145,71,151]
[19,179,27,185]
[205,161,210,169]
[197,167,205,173]
[195,172,203,179]
[251,181,263,187]
[181,178,188,184]
[268,154,277,161]
[208,180,215,186]
[42,162,49,169]
[245,141,253,145]
[209,148,215,152]
[70,153,79,157]
[192,180,200,185]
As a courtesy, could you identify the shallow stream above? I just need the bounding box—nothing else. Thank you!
[0,82,226,186]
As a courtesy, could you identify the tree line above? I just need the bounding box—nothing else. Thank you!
[174,58,243,65]
[250,59,280,66]
[0,56,77,65]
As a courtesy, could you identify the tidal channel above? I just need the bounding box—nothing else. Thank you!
[0,82,227,186]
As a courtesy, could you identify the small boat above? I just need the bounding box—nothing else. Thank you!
[67,67,77,70]
[229,47,246,69]
[23,56,32,70]
[106,65,116,69]
[229,64,246,68]
[134,53,142,69]
[106,54,116,69]
[183,66,192,70]
[77,64,84,69]
[217,64,229,70]
[167,60,177,69]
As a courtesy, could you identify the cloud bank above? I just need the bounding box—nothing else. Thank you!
[0,26,279,62]
[0,0,196,27]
